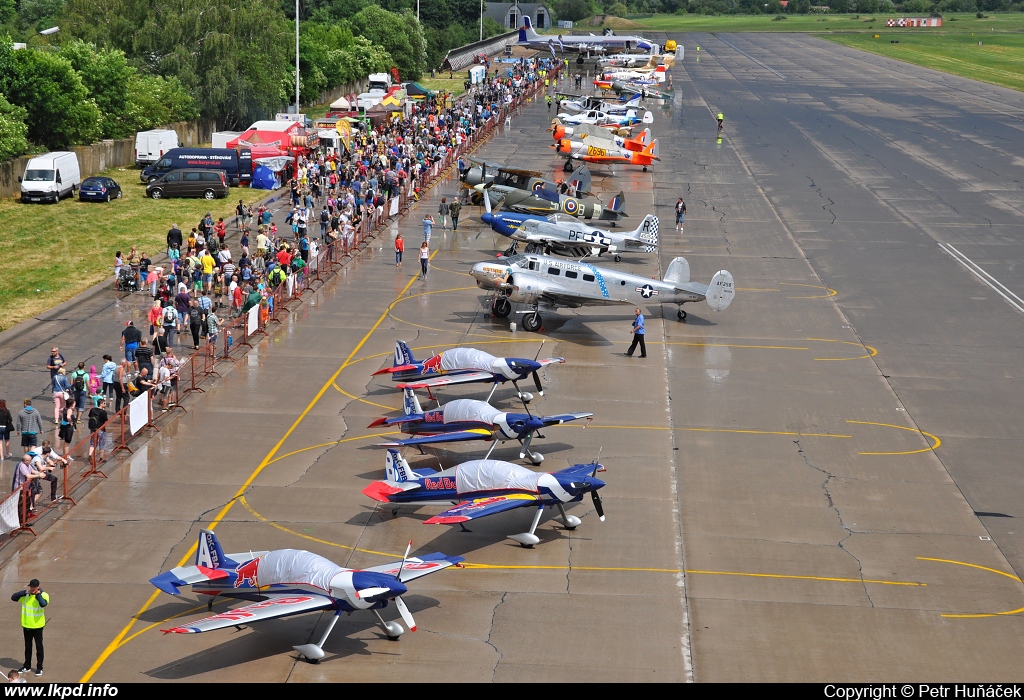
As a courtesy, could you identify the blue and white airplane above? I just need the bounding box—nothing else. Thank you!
[150,529,463,662]
[364,449,606,547]
[367,388,592,464]
[372,340,565,403]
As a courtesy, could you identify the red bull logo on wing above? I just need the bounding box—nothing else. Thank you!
[234,557,261,588]
[422,355,443,373]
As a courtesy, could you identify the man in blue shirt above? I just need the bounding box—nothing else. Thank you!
[626,308,647,358]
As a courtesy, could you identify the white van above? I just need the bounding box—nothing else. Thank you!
[19,152,81,203]
[368,72,393,91]
[135,129,180,165]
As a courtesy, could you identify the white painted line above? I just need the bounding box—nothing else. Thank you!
[938,242,1024,315]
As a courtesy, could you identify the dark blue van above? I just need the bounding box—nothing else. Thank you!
[140,148,252,186]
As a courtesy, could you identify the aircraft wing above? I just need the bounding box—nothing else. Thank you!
[361,552,465,583]
[379,429,494,447]
[423,494,540,524]
[397,371,496,390]
[540,287,629,307]
[162,593,333,634]
[542,412,594,426]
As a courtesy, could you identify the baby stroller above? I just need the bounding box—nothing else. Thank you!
[117,268,139,292]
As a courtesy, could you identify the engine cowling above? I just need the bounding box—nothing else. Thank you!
[504,272,550,305]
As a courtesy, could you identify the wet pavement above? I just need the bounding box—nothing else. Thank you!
[2,35,1024,681]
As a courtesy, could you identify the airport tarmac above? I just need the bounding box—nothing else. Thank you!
[3,34,1024,682]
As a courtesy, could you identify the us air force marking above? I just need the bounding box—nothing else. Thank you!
[636,284,658,298]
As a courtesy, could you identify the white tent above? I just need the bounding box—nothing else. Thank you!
[330,96,351,110]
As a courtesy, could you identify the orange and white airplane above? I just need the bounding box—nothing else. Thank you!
[551,123,653,154]
[554,134,660,172]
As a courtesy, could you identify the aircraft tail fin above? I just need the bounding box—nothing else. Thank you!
[385,449,415,483]
[570,164,592,196]
[625,128,651,150]
[395,340,416,368]
[519,15,543,43]
[706,270,736,312]
[635,215,659,251]
[196,529,237,570]
[403,387,424,417]
[664,257,691,286]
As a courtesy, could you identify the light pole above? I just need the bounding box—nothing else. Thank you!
[479,0,483,41]
[14,26,59,50]
[417,0,420,23]
[294,0,300,116]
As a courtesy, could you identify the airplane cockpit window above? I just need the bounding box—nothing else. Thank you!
[502,254,526,267]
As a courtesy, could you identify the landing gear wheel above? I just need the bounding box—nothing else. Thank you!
[519,543,535,549]
[562,160,574,172]
[642,166,648,172]
[492,297,512,318]
[522,312,541,332]
[386,635,400,641]
[613,254,621,262]
[677,308,687,322]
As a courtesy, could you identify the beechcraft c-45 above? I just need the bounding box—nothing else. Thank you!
[470,253,735,332]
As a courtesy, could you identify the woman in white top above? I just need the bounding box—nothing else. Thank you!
[419,241,429,278]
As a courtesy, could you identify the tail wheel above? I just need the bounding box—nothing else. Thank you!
[522,313,541,332]
[562,160,574,172]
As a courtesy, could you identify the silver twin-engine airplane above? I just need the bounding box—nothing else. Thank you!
[470,254,735,332]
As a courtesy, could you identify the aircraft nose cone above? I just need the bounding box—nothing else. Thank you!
[389,580,408,597]
[481,213,494,226]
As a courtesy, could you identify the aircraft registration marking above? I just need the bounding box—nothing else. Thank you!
[587,145,608,157]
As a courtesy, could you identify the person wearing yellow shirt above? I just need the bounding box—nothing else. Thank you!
[12,579,48,677]
[200,250,216,292]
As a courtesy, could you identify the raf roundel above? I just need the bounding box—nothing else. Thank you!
[562,198,579,214]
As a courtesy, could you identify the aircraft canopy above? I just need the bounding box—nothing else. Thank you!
[456,460,542,495]
[442,399,502,426]
[255,549,345,592]
[440,348,500,373]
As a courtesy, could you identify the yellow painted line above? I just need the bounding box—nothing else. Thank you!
[332,382,399,411]
[666,342,810,351]
[916,557,1024,618]
[80,252,438,682]
[684,568,923,587]
[848,420,941,455]
[810,337,879,362]
[780,282,838,299]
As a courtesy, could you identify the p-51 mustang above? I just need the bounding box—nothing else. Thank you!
[471,253,735,332]
[150,529,462,662]
[368,388,592,464]
[364,450,606,547]
[555,133,660,172]
[475,181,627,222]
[372,340,565,403]
[481,187,657,262]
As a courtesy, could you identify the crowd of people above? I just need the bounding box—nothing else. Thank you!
[3,58,553,530]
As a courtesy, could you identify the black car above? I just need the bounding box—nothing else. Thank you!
[79,176,122,203]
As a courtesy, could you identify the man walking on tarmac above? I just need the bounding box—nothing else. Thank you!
[12,579,48,677]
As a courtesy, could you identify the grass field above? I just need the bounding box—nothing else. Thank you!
[0,167,259,331]
[634,11,1024,34]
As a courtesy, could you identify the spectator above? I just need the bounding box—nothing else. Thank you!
[45,348,65,383]
[37,447,64,502]
[51,368,69,426]
[135,339,154,379]
[147,300,163,342]
[450,198,462,232]
[100,355,117,403]
[0,400,12,460]
[69,362,88,420]
[167,223,183,254]
[114,360,131,412]
[419,240,430,279]
[120,321,142,367]
[12,454,42,521]
[87,399,108,463]
[87,366,101,408]
[12,578,49,678]
[187,299,204,350]
[422,214,433,244]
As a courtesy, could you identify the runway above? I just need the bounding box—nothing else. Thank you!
[4,34,1024,682]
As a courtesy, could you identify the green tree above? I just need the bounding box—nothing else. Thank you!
[349,4,425,80]
[608,2,628,14]
[0,92,28,161]
[58,41,135,138]
[3,49,101,148]
[830,0,850,11]
[556,0,596,21]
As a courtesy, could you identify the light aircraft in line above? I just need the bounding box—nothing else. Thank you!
[555,108,654,128]
[554,133,659,172]
[474,181,626,221]
[461,159,593,199]
[363,450,606,547]
[372,340,565,403]
[368,388,592,465]
[551,123,652,153]
[470,253,735,332]
[150,529,463,662]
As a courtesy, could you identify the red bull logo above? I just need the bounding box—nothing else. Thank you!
[423,355,443,373]
[234,557,261,588]
[425,477,457,490]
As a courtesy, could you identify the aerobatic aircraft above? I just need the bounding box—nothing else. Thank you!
[557,93,643,114]
[470,253,735,332]
[516,16,657,54]
[474,181,627,221]
[363,450,606,547]
[555,133,660,172]
[372,340,565,403]
[480,187,657,262]
[368,388,592,464]
[150,529,463,662]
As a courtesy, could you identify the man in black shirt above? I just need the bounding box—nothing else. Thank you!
[166,224,183,253]
[134,340,154,378]
[120,322,142,367]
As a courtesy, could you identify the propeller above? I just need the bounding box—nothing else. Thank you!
[519,431,534,459]
[394,595,417,632]
[591,489,606,522]
[532,341,545,396]
[395,540,412,582]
